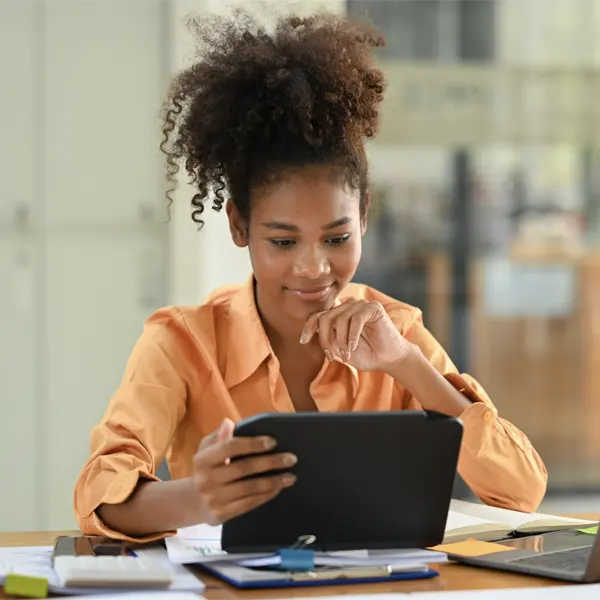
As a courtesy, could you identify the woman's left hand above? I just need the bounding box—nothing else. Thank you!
[300,299,416,373]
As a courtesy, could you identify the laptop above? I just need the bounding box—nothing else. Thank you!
[452,528,600,582]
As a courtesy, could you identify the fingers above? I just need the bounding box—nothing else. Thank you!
[346,307,370,356]
[217,418,235,442]
[198,418,235,450]
[220,471,296,504]
[195,434,277,470]
[211,450,297,485]
[300,311,325,345]
[301,300,385,361]
[194,422,299,525]
[330,302,366,360]
[194,441,297,525]
[318,311,336,361]
[335,304,367,360]
[196,468,296,521]
[315,300,366,361]
[301,300,356,359]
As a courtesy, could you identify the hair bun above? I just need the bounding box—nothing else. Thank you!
[161,10,386,228]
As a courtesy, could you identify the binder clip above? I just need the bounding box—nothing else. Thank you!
[274,534,316,571]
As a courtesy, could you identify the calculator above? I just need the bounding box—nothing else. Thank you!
[51,535,173,588]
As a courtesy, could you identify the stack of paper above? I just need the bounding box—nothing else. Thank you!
[164,524,448,569]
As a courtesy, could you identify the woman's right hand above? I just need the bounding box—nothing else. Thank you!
[191,418,297,525]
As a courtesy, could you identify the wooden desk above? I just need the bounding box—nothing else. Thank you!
[1,522,597,599]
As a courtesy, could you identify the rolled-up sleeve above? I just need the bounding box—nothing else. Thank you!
[73,309,190,542]
[402,312,548,513]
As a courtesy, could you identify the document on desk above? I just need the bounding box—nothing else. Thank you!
[165,524,448,567]
[0,546,205,596]
[165,524,266,563]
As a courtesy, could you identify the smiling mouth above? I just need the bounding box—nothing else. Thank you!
[286,285,333,302]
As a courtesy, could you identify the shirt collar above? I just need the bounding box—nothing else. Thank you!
[224,276,272,388]
[223,276,356,389]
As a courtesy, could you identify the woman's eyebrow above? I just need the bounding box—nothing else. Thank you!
[261,221,298,231]
[260,216,351,231]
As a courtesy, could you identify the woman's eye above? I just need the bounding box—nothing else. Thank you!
[269,239,296,247]
[326,234,351,246]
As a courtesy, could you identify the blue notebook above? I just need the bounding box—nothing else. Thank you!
[194,560,439,589]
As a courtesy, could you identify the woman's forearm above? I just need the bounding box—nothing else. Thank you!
[387,347,471,417]
[98,477,203,537]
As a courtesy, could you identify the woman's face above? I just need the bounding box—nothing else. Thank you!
[228,165,368,326]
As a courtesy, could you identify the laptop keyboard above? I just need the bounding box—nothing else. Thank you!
[509,546,592,574]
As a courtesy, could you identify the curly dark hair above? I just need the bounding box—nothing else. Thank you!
[160,9,386,228]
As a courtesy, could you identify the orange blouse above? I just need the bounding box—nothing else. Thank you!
[74,277,547,541]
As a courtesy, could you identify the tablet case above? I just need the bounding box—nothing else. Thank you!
[222,410,463,553]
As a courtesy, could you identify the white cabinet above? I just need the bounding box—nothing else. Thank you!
[44,233,166,527]
[0,0,167,531]
[0,237,39,531]
[43,0,166,530]
[0,0,40,532]
[44,0,165,227]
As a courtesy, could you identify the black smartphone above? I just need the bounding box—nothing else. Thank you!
[51,536,127,566]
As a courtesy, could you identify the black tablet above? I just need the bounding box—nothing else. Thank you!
[221,410,462,553]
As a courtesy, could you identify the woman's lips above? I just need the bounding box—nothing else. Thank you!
[287,285,332,302]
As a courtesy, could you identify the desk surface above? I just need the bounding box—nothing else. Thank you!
[1,518,598,599]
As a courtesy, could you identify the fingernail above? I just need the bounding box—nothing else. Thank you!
[345,348,351,361]
[300,330,309,344]
[325,349,334,361]
[282,473,297,486]
[283,453,297,466]
[263,437,277,450]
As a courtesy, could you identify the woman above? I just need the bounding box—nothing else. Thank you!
[74,11,547,542]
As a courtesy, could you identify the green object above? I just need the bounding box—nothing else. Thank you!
[4,574,48,598]
[578,526,599,535]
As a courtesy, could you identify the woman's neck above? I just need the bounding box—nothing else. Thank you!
[254,281,306,352]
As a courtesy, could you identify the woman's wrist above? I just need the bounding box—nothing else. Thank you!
[174,476,212,527]
[384,343,423,384]
[385,346,471,417]
[98,476,205,537]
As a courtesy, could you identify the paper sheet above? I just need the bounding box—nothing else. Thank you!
[166,526,448,567]
[238,548,447,568]
[0,546,205,596]
[165,525,268,564]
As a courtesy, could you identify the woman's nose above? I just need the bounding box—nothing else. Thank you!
[293,246,331,279]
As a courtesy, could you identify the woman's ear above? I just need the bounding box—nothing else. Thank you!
[360,192,370,235]
[226,200,248,247]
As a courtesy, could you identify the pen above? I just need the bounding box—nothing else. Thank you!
[288,563,429,581]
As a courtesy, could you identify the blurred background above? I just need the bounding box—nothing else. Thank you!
[1,0,599,533]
